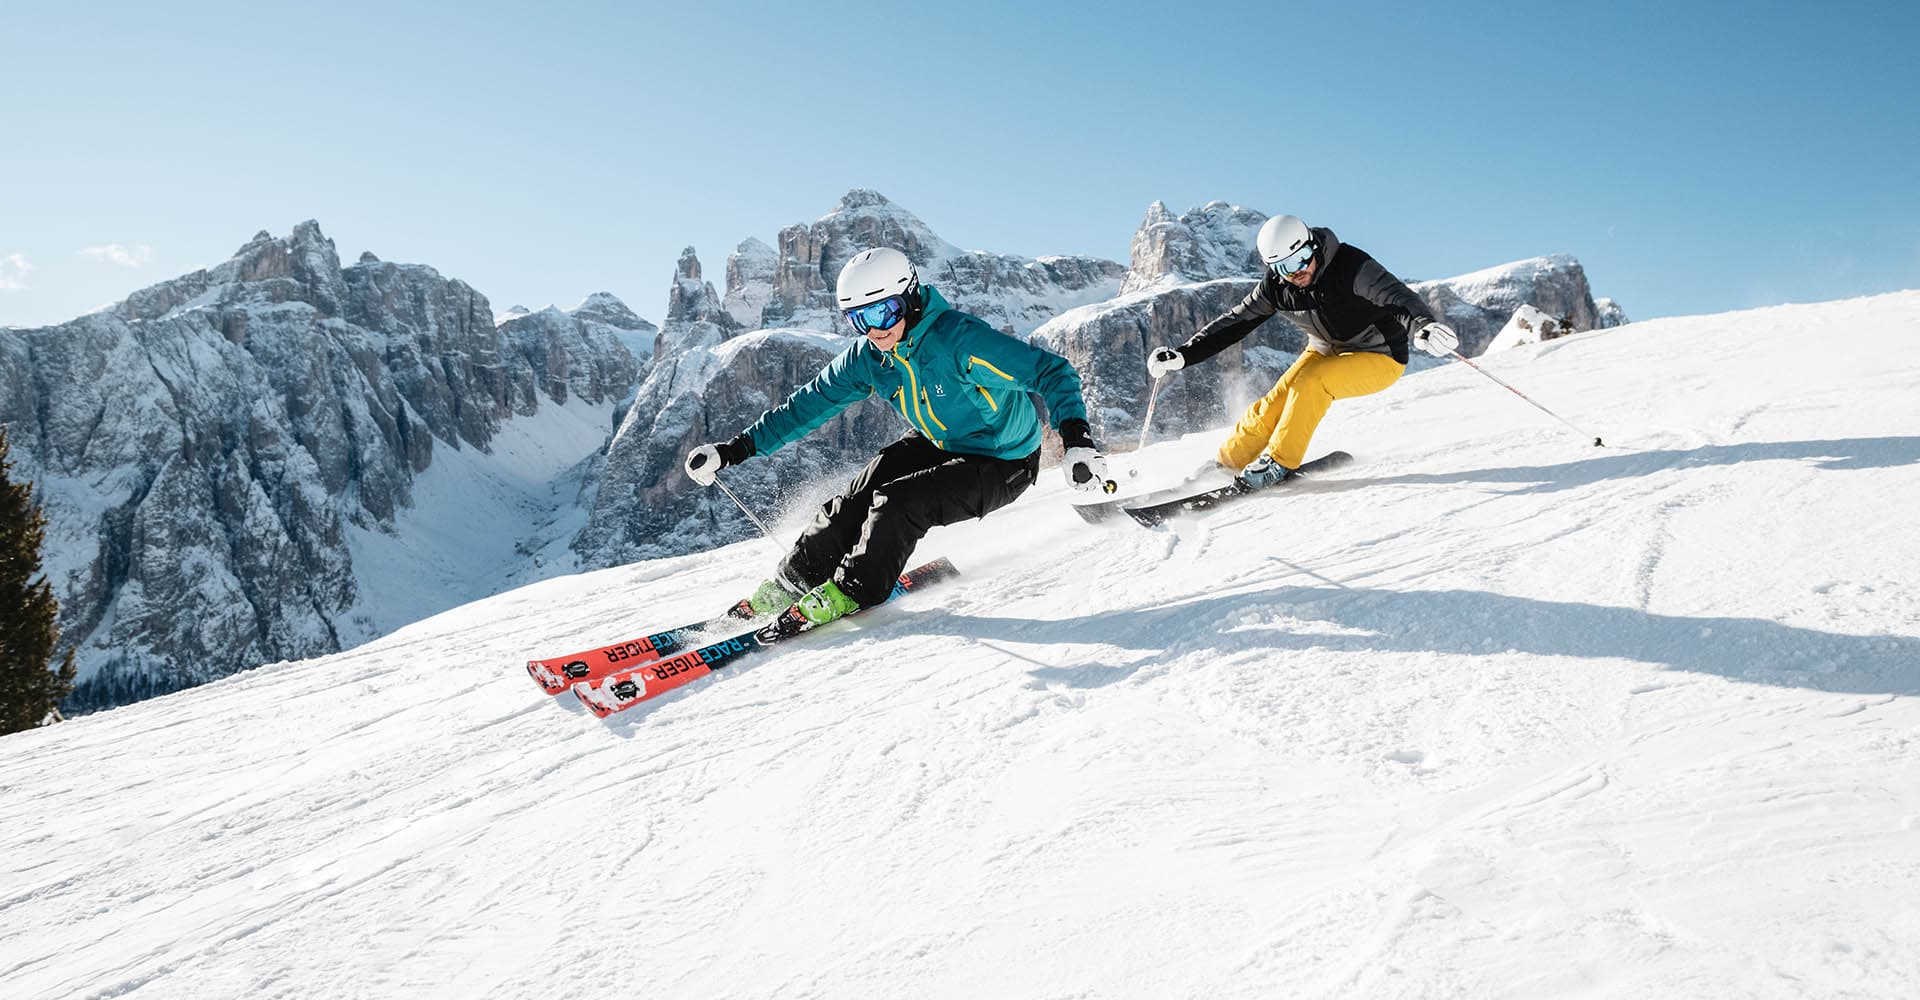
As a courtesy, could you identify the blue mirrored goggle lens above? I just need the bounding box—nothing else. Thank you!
[845,296,905,334]
[1269,244,1316,277]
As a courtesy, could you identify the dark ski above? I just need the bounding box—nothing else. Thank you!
[1071,480,1212,524]
[1070,458,1249,524]
[1122,451,1354,527]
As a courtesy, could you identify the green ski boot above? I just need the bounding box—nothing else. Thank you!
[796,580,862,625]
[748,577,803,616]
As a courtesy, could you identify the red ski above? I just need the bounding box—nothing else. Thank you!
[525,600,758,695]
[571,557,960,718]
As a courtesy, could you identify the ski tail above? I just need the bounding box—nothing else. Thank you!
[570,557,959,718]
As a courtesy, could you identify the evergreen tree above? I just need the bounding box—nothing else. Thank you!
[0,425,75,735]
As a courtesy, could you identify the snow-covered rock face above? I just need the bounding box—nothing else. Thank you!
[494,296,652,404]
[566,292,658,371]
[1413,254,1622,359]
[722,238,778,332]
[1596,297,1629,328]
[1487,304,1570,353]
[0,222,639,710]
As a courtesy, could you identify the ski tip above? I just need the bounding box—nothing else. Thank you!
[527,661,569,696]
[1071,502,1119,525]
[571,682,617,719]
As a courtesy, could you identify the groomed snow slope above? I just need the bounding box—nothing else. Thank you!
[5,292,1920,999]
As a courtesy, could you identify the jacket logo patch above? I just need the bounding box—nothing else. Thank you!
[932,384,947,396]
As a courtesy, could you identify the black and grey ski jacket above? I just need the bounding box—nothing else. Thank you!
[1177,228,1436,366]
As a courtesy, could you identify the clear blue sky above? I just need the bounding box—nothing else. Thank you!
[3,0,1916,329]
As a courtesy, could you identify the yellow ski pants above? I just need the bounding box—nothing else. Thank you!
[1217,350,1404,470]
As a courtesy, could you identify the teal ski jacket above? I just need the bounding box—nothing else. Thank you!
[741,286,1088,461]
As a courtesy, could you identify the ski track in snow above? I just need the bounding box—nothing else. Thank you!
[6,292,1920,998]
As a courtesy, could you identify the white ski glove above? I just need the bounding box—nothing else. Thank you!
[1146,346,1186,380]
[684,435,753,487]
[684,445,725,486]
[1063,447,1112,493]
[1413,321,1459,357]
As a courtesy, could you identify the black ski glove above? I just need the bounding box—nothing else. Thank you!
[1058,418,1097,453]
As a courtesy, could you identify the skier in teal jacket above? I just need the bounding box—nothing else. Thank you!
[685,247,1110,625]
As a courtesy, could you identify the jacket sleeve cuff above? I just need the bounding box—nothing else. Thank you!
[1057,418,1097,452]
[720,433,757,465]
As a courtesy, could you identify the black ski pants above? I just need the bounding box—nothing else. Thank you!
[779,434,1039,607]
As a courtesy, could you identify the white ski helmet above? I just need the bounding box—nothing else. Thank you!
[835,247,920,309]
[835,247,923,335]
[1256,214,1318,276]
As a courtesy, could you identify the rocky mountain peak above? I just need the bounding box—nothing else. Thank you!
[1122,200,1267,295]
[570,292,648,330]
[657,247,735,358]
[290,218,330,247]
[666,248,722,321]
[816,188,955,268]
[729,237,777,267]
[836,188,892,210]
[674,246,703,282]
[227,228,295,283]
[112,220,353,323]
[223,218,341,287]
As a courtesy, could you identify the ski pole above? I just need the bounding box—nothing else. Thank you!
[714,474,775,540]
[1136,375,1164,452]
[1450,351,1604,447]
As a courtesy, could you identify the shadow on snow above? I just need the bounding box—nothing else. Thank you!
[911,583,1920,699]
[1317,435,1920,496]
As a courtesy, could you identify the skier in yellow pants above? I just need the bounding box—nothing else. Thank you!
[1216,350,1404,471]
[1147,214,1460,487]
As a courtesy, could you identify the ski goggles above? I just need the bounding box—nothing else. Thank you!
[1268,242,1317,278]
[844,296,907,335]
